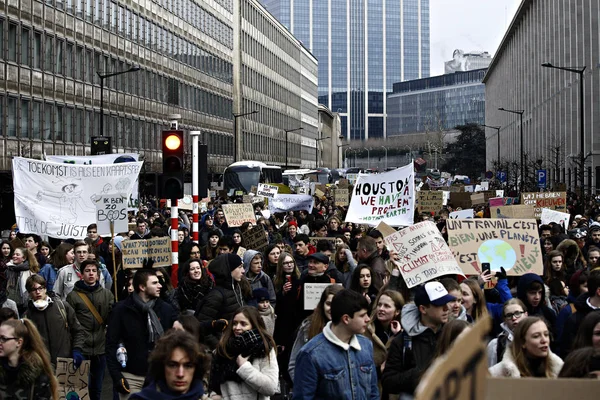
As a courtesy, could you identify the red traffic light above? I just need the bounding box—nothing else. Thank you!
[165,134,182,150]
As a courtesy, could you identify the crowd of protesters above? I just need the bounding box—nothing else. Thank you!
[0,188,599,399]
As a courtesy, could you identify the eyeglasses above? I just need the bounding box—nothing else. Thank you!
[504,311,525,319]
[0,336,18,344]
[283,261,295,265]
[29,286,45,293]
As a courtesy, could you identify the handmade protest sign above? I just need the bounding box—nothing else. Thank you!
[521,191,567,218]
[449,192,472,209]
[446,218,543,276]
[379,221,464,288]
[12,157,142,239]
[488,197,504,207]
[121,237,172,269]
[449,209,474,219]
[222,203,256,227]
[541,208,570,231]
[268,194,314,213]
[242,225,269,252]
[345,164,415,227]
[304,283,342,310]
[257,183,279,199]
[415,317,490,400]
[93,194,128,235]
[490,204,535,219]
[56,357,91,400]
[334,188,349,206]
[418,191,444,214]
[308,237,337,248]
[470,193,485,206]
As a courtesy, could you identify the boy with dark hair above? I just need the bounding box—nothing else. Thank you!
[217,235,236,255]
[516,273,556,331]
[293,234,313,272]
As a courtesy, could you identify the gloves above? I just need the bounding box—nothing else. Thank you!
[72,350,84,370]
[212,319,228,332]
[114,376,131,395]
[495,267,507,280]
[142,258,155,269]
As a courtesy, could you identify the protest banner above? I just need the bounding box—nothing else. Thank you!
[222,203,256,227]
[488,197,504,207]
[446,218,543,276]
[415,317,490,400]
[345,164,415,227]
[338,178,349,188]
[486,377,598,400]
[449,209,474,219]
[269,194,314,213]
[308,237,337,248]
[490,204,535,219]
[242,195,252,203]
[47,153,141,211]
[496,190,504,197]
[56,357,91,400]
[449,192,472,209]
[315,188,325,198]
[93,194,128,235]
[521,191,567,218]
[257,183,279,198]
[541,208,570,231]
[470,193,485,205]
[121,237,172,269]
[418,191,444,214]
[379,221,464,288]
[242,225,269,252]
[12,157,142,240]
[334,188,349,206]
[304,283,342,310]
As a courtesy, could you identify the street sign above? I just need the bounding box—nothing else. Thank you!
[496,171,507,183]
[536,169,547,188]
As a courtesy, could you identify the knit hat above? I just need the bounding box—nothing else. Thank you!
[225,254,243,271]
[288,220,298,228]
[252,287,270,302]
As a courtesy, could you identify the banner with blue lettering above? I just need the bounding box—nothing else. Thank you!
[12,157,142,239]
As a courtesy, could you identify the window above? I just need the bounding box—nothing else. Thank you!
[33,31,41,69]
[0,20,4,60]
[55,105,63,141]
[8,22,17,62]
[7,97,17,136]
[86,50,93,82]
[56,39,64,75]
[32,101,42,139]
[21,27,30,66]
[85,110,93,143]
[44,35,53,72]
[64,107,73,142]
[44,103,53,140]
[76,46,84,80]
[65,42,73,77]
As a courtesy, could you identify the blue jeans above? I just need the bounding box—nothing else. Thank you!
[84,354,106,400]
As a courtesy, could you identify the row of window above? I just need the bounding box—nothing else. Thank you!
[242,33,300,85]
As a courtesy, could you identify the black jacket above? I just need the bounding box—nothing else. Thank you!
[106,295,177,380]
[560,293,599,357]
[0,356,53,400]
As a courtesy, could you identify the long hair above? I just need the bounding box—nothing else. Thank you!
[50,243,74,269]
[155,266,174,291]
[434,319,470,358]
[368,290,404,329]
[572,311,600,351]
[273,252,300,292]
[148,330,209,382]
[15,248,39,273]
[0,240,14,261]
[216,306,276,361]
[349,265,375,294]
[559,347,600,378]
[510,316,553,377]
[461,278,488,321]
[2,319,58,399]
[307,284,344,339]
[262,244,280,275]
[334,243,351,273]
[502,298,527,317]
[544,250,565,283]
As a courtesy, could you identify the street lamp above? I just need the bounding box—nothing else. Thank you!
[381,146,388,170]
[344,147,353,169]
[338,143,350,169]
[498,107,524,192]
[481,124,501,166]
[366,148,371,168]
[315,136,331,168]
[542,62,586,199]
[284,127,303,169]
[233,110,258,162]
[97,65,140,137]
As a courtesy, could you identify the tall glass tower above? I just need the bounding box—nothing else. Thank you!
[261,0,430,140]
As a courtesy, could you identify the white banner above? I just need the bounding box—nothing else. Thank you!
[257,183,279,199]
[94,194,129,236]
[449,209,474,219]
[345,164,415,227]
[540,208,570,231]
[46,153,140,211]
[269,194,314,213]
[13,157,142,239]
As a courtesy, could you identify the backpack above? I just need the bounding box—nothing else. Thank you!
[496,333,508,363]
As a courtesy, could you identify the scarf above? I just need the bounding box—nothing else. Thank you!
[179,276,213,310]
[74,280,100,292]
[131,292,164,344]
[131,379,204,400]
[6,261,29,290]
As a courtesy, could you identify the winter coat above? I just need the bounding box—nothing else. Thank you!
[66,281,114,356]
[556,239,586,274]
[273,275,302,349]
[24,296,85,365]
[243,250,276,306]
[381,304,441,396]
[488,345,563,377]
[560,293,600,357]
[288,318,310,381]
[259,305,276,336]
[517,273,557,331]
[486,322,513,367]
[54,263,107,301]
[5,261,33,307]
[38,264,57,293]
[0,356,53,400]
[219,348,279,400]
[555,292,578,354]
[105,295,177,380]
[130,379,205,400]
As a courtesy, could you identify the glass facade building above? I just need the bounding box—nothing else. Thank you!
[387,68,486,135]
[261,0,430,140]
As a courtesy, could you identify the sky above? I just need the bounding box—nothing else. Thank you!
[429,0,522,76]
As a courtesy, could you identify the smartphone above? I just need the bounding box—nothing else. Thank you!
[482,263,491,274]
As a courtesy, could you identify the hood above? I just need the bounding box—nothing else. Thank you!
[400,303,429,337]
[208,255,234,287]
[573,292,594,313]
[243,250,261,273]
[556,239,581,263]
[499,322,514,342]
[517,273,545,309]
[453,305,468,321]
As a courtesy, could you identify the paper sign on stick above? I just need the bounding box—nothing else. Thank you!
[334,188,349,206]
[222,204,256,227]
[380,221,464,288]
[121,237,172,269]
[304,283,342,310]
[56,357,91,400]
[449,209,474,219]
[242,225,269,252]
[490,204,535,219]
[418,191,444,214]
[94,194,128,236]
[521,191,567,218]
[446,218,543,276]
[540,208,570,231]
[257,183,279,199]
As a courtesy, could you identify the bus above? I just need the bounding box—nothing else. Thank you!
[282,168,333,185]
[223,161,283,193]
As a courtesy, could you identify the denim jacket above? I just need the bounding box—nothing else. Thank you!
[293,322,379,400]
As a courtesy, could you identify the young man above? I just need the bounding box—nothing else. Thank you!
[293,289,379,400]
[217,235,236,255]
[66,260,115,400]
[356,236,386,291]
[23,234,46,268]
[516,273,556,332]
[130,218,151,240]
[368,230,390,261]
[106,269,177,399]
[382,281,456,396]
[87,223,103,250]
[54,241,106,300]
[293,234,313,272]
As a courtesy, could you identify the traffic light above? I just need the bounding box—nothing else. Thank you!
[160,130,184,199]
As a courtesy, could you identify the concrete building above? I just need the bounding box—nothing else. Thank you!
[444,49,491,74]
[317,104,342,169]
[261,0,430,140]
[387,68,486,135]
[483,0,600,192]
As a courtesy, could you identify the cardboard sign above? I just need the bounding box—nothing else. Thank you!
[56,357,91,400]
[449,192,472,209]
[304,283,341,310]
[380,221,464,288]
[490,204,535,219]
[334,188,349,206]
[470,193,485,205]
[488,197,504,207]
[257,183,279,199]
[495,190,504,197]
[446,218,542,275]
[540,208,570,231]
[521,191,567,218]
[10,237,25,249]
[269,194,314,213]
[94,194,128,235]
[486,377,599,400]
[308,237,337,248]
[337,179,349,188]
[449,209,474,219]
[222,203,256,227]
[345,164,415,227]
[242,225,269,252]
[236,246,247,257]
[315,188,325,198]
[242,195,252,203]
[415,317,490,400]
[121,237,172,269]
[418,191,444,214]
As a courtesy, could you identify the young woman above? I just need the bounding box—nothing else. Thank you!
[334,244,357,287]
[440,278,466,321]
[288,284,344,381]
[201,230,221,262]
[547,278,569,314]
[0,318,58,399]
[544,250,566,284]
[170,259,214,314]
[541,237,554,256]
[39,243,74,293]
[487,299,528,367]
[0,241,13,292]
[435,319,471,357]
[6,248,39,311]
[38,242,52,264]
[262,245,281,279]
[232,230,244,253]
[209,307,279,400]
[349,265,378,306]
[460,278,490,323]
[489,316,563,377]
[571,311,600,352]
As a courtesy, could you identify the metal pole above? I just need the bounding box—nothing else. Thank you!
[233,117,237,162]
[579,70,585,200]
[170,116,180,287]
[285,130,289,169]
[497,129,500,165]
[315,140,318,168]
[99,76,104,137]
[191,131,200,242]
[520,112,524,193]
